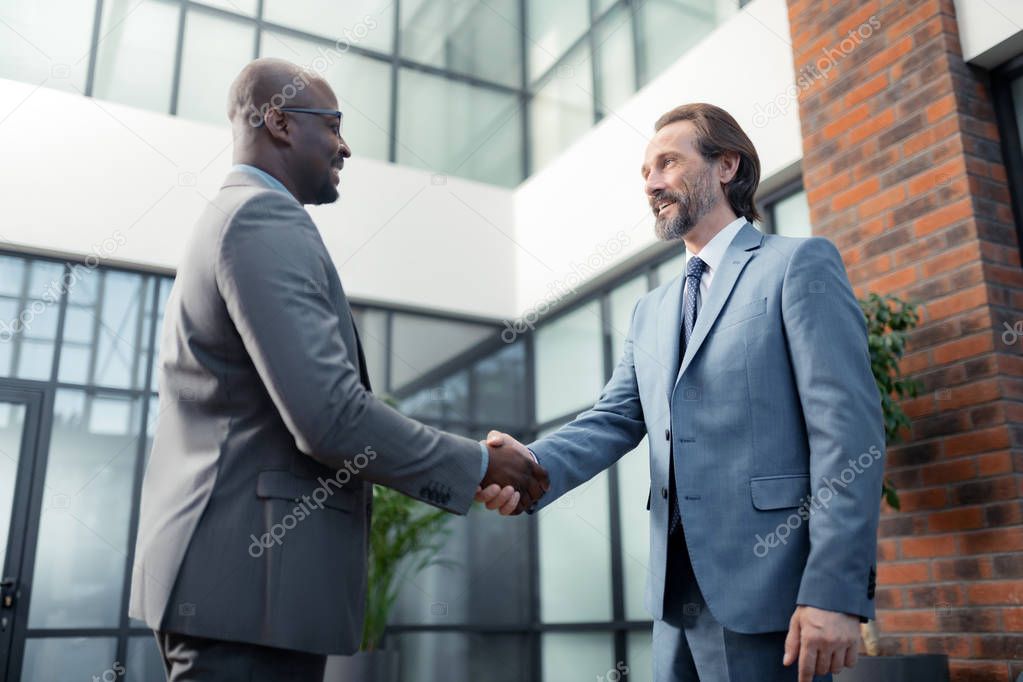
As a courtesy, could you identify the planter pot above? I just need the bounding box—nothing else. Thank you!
[835,654,949,682]
[323,649,400,682]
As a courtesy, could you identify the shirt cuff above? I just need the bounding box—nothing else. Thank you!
[479,442,489,483]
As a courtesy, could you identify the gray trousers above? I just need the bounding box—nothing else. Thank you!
[156,631,326,682]
[655,530,833,682]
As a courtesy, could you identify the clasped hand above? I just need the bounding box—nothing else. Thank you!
[475,430,546,515]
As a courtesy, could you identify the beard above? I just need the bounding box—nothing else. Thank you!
[312,178,339,205]
[653,165,718,241]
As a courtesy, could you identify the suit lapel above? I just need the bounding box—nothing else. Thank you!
[673,223,763,391]
[657,271,685,403]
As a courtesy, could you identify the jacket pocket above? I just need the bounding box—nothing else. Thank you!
[749,473,810,511]
[717,296,767,329]
[256,470,358,513]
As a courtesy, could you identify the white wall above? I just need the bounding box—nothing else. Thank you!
[953,0,1023,68]
[0,78,518,319]
[0,0,802,322]
[513,0,801,315]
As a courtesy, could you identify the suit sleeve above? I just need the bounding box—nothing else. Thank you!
[528,302,647,510]
[215,192,483,514]
[781,237,884,620]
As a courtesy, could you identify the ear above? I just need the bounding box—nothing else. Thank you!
[262,107,292,144]
[718,151,740,185]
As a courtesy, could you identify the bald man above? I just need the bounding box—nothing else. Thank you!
[128,58,546,681]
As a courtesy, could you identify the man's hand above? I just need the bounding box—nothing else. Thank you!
[783,605,860,682]
[475,430,546,515]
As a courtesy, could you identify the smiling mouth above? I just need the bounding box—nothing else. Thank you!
[655,200,676,216]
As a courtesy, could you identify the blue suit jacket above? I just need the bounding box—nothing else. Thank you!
[530,223,883,632]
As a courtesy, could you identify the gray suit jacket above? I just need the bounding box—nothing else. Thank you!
[530,223,883,633]
[128,171,484,655]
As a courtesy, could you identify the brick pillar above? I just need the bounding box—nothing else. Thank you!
[786,0,1023,679]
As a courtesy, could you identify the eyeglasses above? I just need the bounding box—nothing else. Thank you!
[270,107,344,136]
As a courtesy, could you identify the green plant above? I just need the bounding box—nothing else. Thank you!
[361,483,453,651]
[860,292,921,512]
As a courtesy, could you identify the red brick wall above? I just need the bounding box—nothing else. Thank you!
[786,0,1023,679]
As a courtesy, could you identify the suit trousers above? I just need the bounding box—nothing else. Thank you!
[155,631,327,682]
[654,528,833,682]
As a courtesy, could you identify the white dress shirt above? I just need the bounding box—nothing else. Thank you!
[682,216,749,307]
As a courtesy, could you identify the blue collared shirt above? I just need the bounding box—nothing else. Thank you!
[229,164,489,482]
[231,163,294,199]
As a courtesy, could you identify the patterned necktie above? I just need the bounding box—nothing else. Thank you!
[670,256,706,538]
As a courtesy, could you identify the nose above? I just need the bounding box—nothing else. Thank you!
[645,170,665,199]
[338,135,352,159]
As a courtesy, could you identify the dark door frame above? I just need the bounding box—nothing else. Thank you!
[0,379,54,682]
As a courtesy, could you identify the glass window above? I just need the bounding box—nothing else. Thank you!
[637,0,721,85]
[607,275,647,364]
[390,313,495,392]
[262,0,395,55]
[529,43,594,171]
[27,390,143,628]
[0,258,64,382]
[0,402,27,574]
[401,0,522,88]
[472,342,526,426]
[593,6,636,115]
[149,277,173,392]
[654,251,685,287]
[58,269,154,390]
[92,0,178,114]
[194,0,258,15]
[20,637,117,681]
[176,9,255,125]
[615,438,650,620]
[0,0,95,95]
[350,307,389,392]
[542,632,615,682]
[394,632,530,682]
[526,0,589,83]
[772,189,812,238]
[627,628,653,682]
[1013,76,1023,143]
[534,301,602,422]
[259,31,393,162]
[391,510,531,626]
[537,419,612,623]
[125,635,166,682]
[397,70,524,187]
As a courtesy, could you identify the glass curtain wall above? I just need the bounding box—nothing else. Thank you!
[0,0,736,186]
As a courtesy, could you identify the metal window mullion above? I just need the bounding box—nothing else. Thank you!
[519,0,532,179]
[83,0,105,97]
[388,0,401,163]
[524,330,542,681]
[114,276,163,669]
[168,1,188,116]
[588,0,603,123]
[252,0,264,56]
[600,294,627,668]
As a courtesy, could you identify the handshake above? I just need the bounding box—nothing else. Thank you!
[476,430,548,515]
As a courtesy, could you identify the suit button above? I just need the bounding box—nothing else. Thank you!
[661,487,668,499]
[664,429,670,441]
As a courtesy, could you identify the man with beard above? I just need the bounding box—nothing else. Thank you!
[480,103,883,682]
[129,58,547,681]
